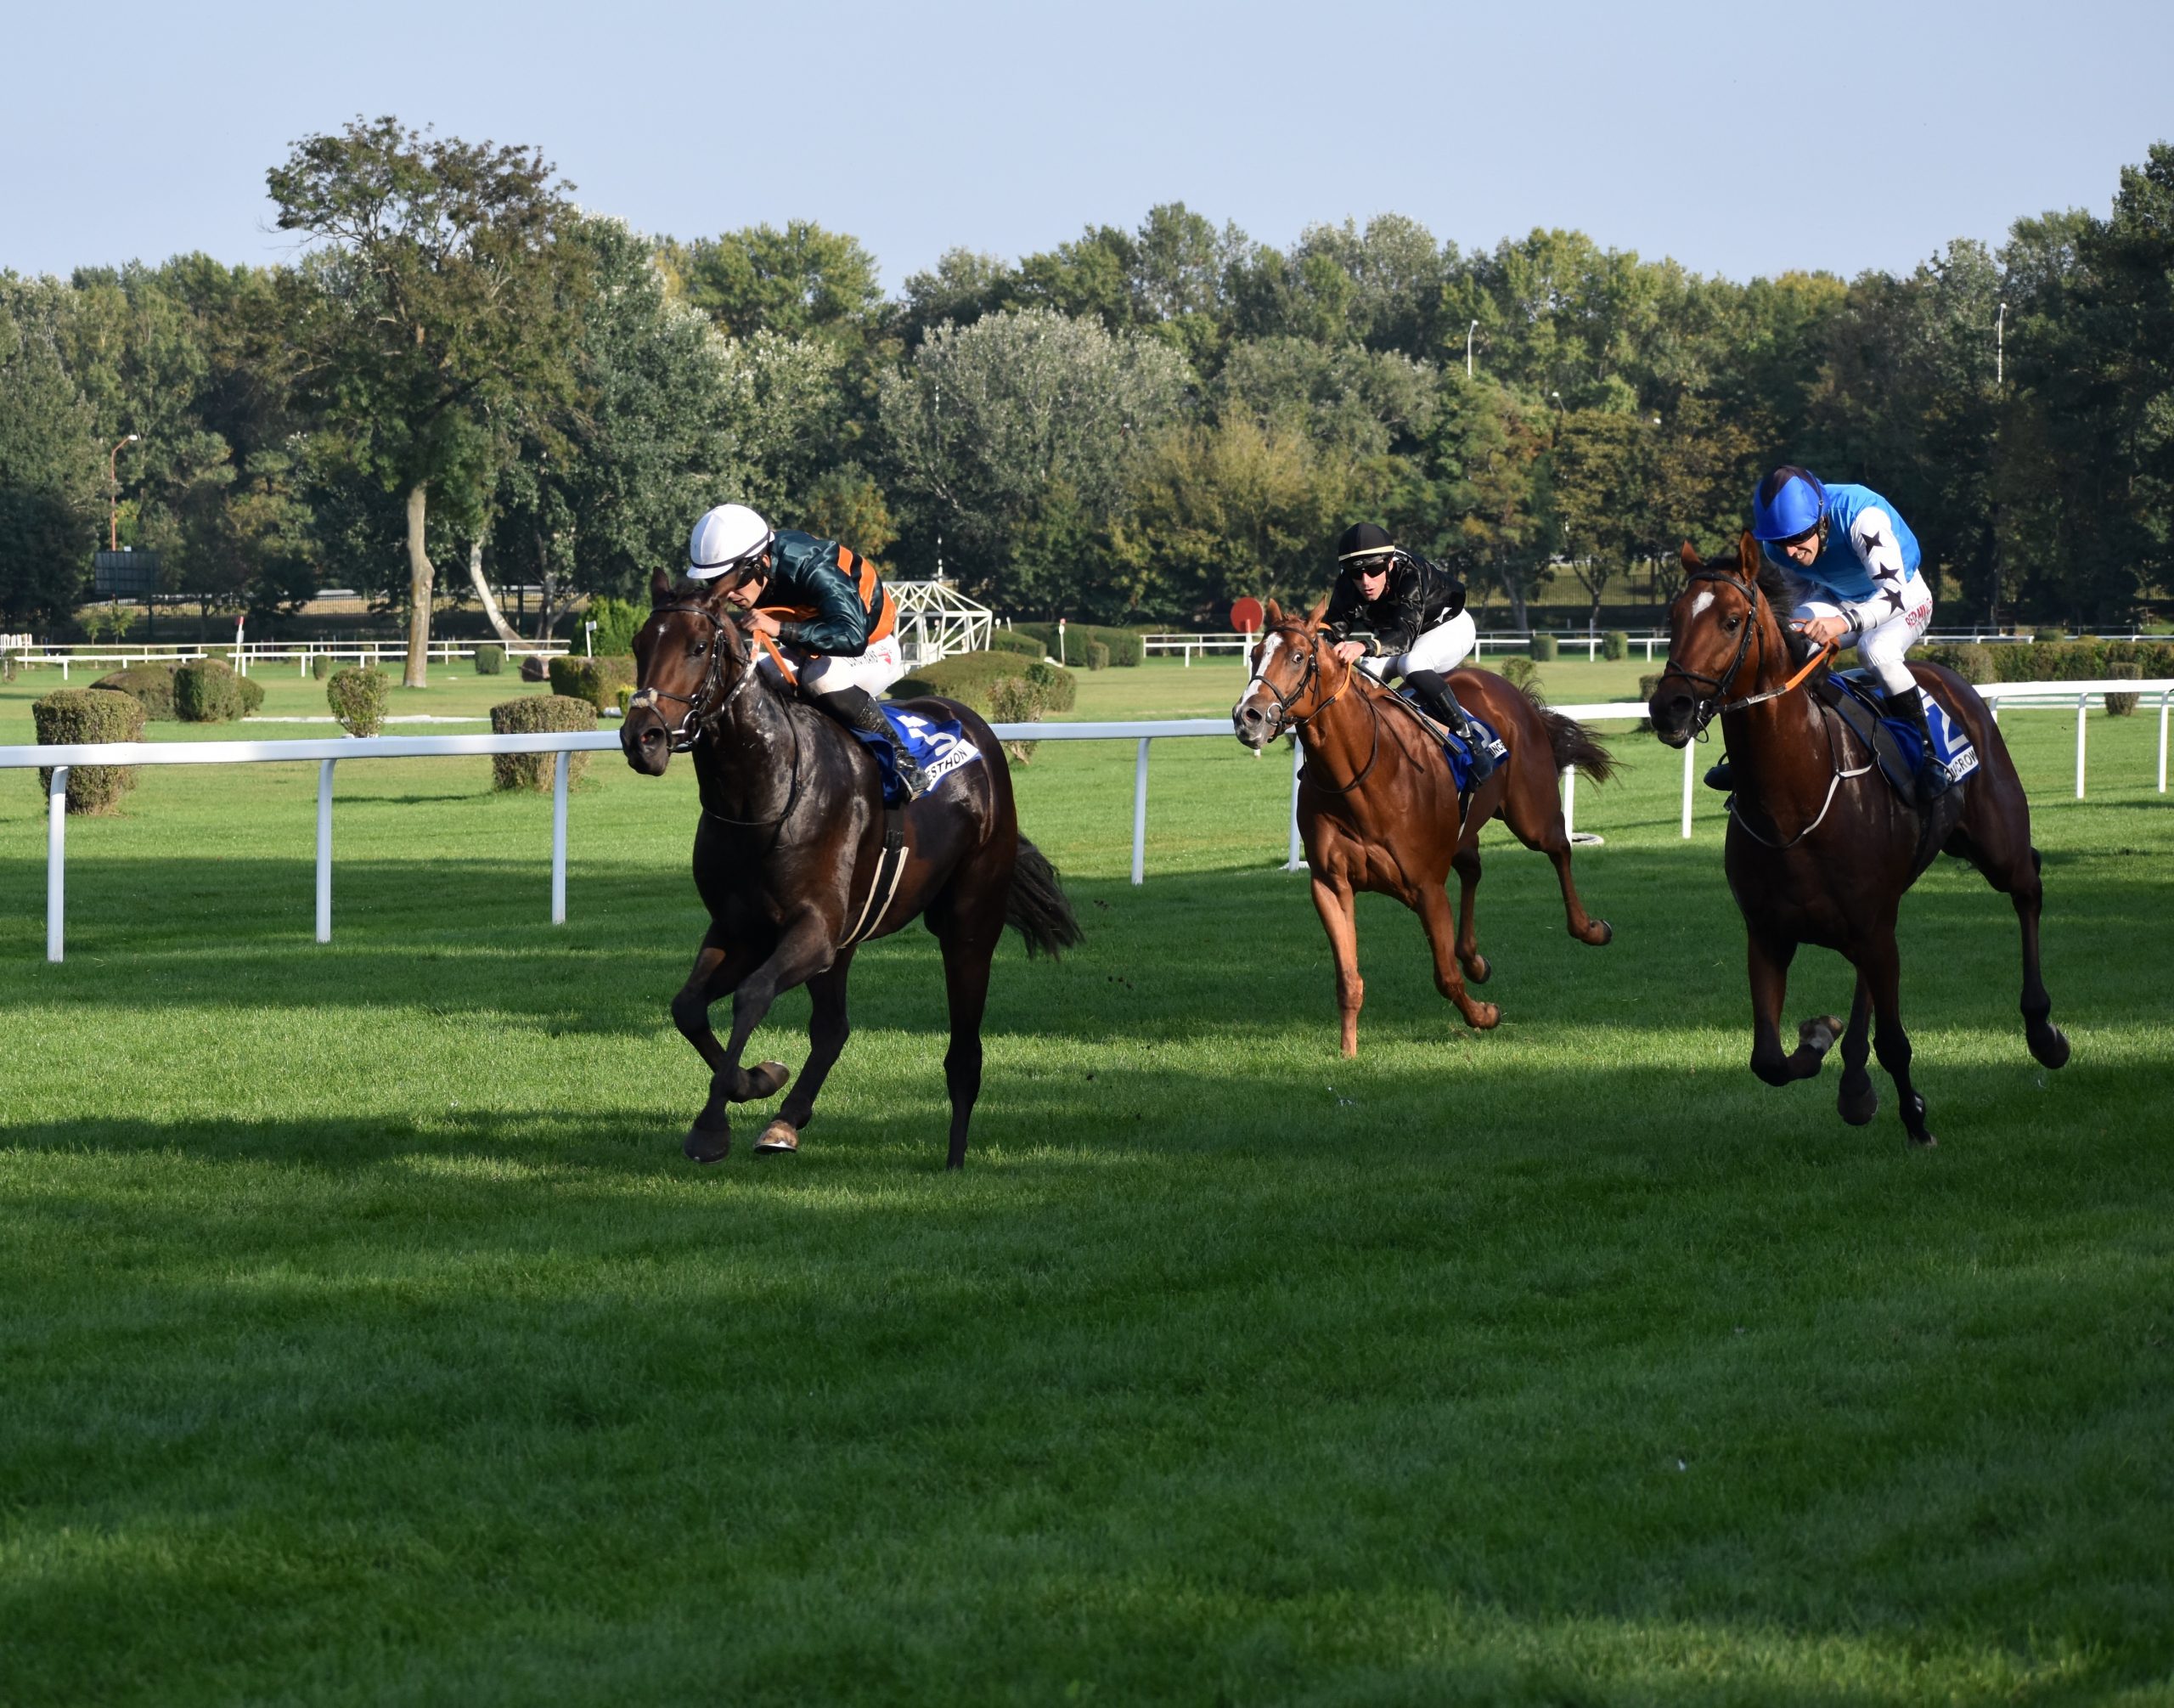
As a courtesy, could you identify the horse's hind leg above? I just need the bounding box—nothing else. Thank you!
[1451,836,1489,984]
[761,952,858,1155]
[1500,756,1610,946]
[1853,928,1935,1146]
[1748,930,1842,1087]
[932,900,1004,1170]
[1947,819,2070,1069]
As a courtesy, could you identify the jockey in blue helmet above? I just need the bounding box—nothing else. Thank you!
[1708,466,1948,802]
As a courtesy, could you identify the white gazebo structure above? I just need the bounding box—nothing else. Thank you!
[890,580,992,667]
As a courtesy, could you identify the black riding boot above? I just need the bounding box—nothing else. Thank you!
[819,684,928,802]
[1887,685,1952,803]
[1706,628,1822,792]
[1405,668,1495,783]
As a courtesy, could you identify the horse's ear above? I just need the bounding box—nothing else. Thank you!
[1677,541,1701,576]
[650,567,674,607]
[1305,595,1330,628]
[1265,598,1283,627]
[1737,530,1760,572]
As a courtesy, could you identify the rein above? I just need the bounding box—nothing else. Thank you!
[631,600,804,830]
[1658,567,1832,737]
[1248,629,1386,795]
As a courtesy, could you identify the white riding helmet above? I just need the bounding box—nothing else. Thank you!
[687,503,774,581]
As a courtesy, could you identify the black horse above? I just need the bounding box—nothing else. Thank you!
[621,569,1081,1168]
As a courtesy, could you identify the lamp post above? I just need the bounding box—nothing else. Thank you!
[1995,301,2007,389]
[107,433,138,551]
[1465,319,1479,378]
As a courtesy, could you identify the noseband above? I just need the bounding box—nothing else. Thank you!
[1245,627,1381,793]
[1659,567,1777,738]
[628,602,758,753]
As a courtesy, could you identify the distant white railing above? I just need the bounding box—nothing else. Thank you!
[7,640,570,679]
[6,682,2167,963]
[1137,629,2172,666]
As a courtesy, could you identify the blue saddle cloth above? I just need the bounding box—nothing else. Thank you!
[1833,670,1980,787]
[842,705,983,805]
[1392,688,1509,791]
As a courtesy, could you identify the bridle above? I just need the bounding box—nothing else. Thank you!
[627,601,758,753]
[1246,625,1382,794]
[1659,565,1832,739]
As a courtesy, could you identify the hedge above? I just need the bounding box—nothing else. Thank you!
[585,597,645,661]
[312,654,335,680]
[90,663,177,721]
[2107,662,2142,717]
[1011,623,1145,667]
[988,630,1045,661]
[491,695,597,792]
[549,655,636,712]
[1925,639,2174,685]
[1529,634,1558,662]
[475,644,505,676]
[33,688,146,813]
[174,658,245,723]
[1603,630,1628,662]
[893,651,1076,716]
[328,666,391,737]
[1085,640,1111,670]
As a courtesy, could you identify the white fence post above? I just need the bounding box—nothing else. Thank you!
[2160,689,2170,794]
[46,766,68,962]
[1681,741,1695,838]
[316,760,335,944]
[2075,692,2088,800]
[552,750,571,922]
[1131,739,1151,886]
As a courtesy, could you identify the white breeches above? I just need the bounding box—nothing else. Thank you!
[1794,584,1931,698]
[1356,609,1478,683]
[759,634,907,698]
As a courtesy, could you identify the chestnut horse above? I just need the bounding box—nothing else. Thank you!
[1233,597,1615,1054]
[1647,535,2068,1145]
[621,569,1081,1169]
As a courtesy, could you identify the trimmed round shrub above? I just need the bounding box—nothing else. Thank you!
[1495,656,1541,696]
[1011,623,1146,667]
[549,654,636,712]
[475,643,506,676]
[328,666,391,737]
[174,658,245,723]
[616,685,634,717]
[895,651,1073,715]
[1602,629,1629,662]
[1085,640,1111,671]
[237,674,265,716]
[2106,662,2142,718]
[585,597,645,661]
[988,630,1045,660]
[987,674,1046,764]
[90,663,177,721]
[311,653,335,681]
[520,653,549,683]
[33,687,146,814]
[1530,634,1559,662]
[2032,624,2067,644]
[491,694,597,792]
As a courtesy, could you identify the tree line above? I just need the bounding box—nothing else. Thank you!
[3,117,2169,683]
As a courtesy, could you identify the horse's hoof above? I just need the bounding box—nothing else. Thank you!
[741,1061,793,1101]
[1585,920,1613,946]
[684,1123,731,1164]
[1907,1131,1939,1148]
[2030,1025,2071,1070]
[1838,1076,1878,1126]
[1462,955,1491,985]
[1464,1002,1501,1031]
[1799,1014,1844,1057]
[752,1119,799,1156]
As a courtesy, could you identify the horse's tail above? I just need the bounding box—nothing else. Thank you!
[1536,696,1619,785]
[1008,838,1084,958]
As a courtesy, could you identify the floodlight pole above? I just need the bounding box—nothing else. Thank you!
[1466,320,1478,377]
[1995,301,2007,389]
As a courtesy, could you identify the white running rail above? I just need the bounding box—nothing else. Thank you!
[5,682,2168,962]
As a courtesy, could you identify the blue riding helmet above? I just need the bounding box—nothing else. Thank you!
[1751,466,1828,541]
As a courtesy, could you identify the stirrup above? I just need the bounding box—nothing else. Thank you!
[1460,730,1496,781]
[888,741,930,803]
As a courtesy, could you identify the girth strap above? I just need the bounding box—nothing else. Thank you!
[841,805,910,948]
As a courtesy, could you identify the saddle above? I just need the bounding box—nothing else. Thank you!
[1391,686,1507,794]
[1815,671,1980,800]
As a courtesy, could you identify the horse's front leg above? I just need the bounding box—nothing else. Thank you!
[673,933,784,1158]
[1747,929,1841,1087]
[759,952,859,1157]
[684,916,836,1164]
[1853,928,1935,1146]
[1309,870,1364,1057]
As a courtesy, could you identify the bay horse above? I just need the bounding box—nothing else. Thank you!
[1232,597,1616,1054]
[621,569,1082,1169]
[1647,533,2068,1145]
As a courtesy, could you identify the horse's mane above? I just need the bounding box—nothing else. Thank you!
[1750,549,1791,609]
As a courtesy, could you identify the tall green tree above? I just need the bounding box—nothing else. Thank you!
[268,116,588,685]
[0,285,101,630]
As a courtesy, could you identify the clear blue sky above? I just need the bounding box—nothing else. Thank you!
[7,0,2167,290]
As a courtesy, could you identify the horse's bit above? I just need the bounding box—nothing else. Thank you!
[1248,628,1383,795]
[627,601,758,753]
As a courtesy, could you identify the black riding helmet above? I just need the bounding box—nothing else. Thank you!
[1337,521,1397,565]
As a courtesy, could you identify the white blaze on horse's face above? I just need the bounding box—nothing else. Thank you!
[1248,629,1283,687]
[1690,589,1716,620]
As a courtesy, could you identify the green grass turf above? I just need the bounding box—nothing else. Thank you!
[2,663,2171,1705]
